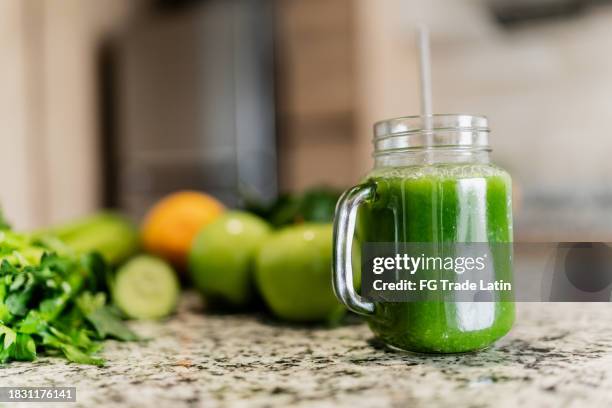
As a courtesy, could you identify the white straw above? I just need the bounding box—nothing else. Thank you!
[417,25,433,132]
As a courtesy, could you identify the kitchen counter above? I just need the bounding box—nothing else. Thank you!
[2,295,612,407]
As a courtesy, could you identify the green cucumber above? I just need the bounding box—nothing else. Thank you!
[113,256,179,319]
[40,212,139,265]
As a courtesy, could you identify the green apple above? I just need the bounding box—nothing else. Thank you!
[189,211,271,308]
[255,223,343,322]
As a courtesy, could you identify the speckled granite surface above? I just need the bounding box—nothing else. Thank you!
[2,296,612,408]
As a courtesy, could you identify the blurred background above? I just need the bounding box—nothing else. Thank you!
[2,0,612,240]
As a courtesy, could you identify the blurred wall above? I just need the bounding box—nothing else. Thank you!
[4,0,612,238]
[0,0,36,230]
[275,0,359,191]
[0,0,141,230]
[354,0,612,239]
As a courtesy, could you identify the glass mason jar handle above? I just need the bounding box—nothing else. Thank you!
[333,184,375,316]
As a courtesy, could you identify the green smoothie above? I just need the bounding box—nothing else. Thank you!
[357,163,514,353]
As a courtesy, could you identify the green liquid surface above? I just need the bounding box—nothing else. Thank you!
[357,164,515,353]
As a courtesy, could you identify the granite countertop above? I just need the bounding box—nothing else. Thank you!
[2,295,612,407]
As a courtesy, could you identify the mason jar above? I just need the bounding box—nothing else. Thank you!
[333,114,514,353]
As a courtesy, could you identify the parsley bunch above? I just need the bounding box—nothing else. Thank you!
[0,223,137,366]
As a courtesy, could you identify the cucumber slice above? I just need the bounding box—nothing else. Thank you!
[113,256,179,319]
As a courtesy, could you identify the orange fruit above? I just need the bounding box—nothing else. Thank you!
[141,191,225,268]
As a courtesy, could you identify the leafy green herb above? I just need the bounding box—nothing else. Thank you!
[0,223,138,366]
[60,343,105,367]
[76,293,138,341]
[245,187,341,228]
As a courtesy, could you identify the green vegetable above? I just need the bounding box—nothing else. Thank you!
[0,226,138,366]
[245,187,341,228]
[0,208,10,231]
[39,212,139,265]
[77,292,139,341]
[113,256,179,320]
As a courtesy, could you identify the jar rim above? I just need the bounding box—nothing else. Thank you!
[374,114,489,139]
[373,114,490,154]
